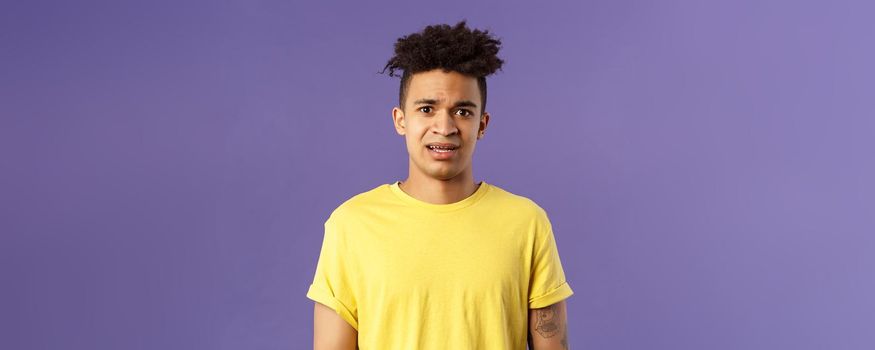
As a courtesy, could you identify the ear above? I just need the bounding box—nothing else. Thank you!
[477,111,490,139]
[392,106,406,136]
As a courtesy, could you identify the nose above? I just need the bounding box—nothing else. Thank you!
[431,110,459,136]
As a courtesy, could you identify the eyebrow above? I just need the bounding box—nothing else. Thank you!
[412,98,478,109]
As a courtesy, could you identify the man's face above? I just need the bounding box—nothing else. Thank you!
[392,69,490,182]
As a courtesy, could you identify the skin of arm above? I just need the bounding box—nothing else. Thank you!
[313,301,358,350]
[527,299,569,350]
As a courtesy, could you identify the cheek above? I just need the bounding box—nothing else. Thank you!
[405,136,423,153]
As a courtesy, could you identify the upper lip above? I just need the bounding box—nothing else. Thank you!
[426,142,459,149]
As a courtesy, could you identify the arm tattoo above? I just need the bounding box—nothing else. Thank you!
[534,303,561,337]
[532,302,569,349]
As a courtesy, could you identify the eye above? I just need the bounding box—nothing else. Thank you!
[456,109,472,117]
[418,106,432,113]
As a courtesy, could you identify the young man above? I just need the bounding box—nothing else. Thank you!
[306,20,574,349]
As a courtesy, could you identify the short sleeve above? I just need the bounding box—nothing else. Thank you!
[528,208,574,309]
[306,217,359,331]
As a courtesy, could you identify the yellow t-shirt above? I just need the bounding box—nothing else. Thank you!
[306,180,574,349]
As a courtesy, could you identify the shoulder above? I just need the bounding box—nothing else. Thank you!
[325,182,391,224]
[486,182,550,221]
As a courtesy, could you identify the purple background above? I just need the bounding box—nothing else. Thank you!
[2,0,873,349]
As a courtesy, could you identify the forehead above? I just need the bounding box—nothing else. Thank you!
[407,69,480,103]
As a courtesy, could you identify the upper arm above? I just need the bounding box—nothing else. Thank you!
[314,301,358,350]
[527,299,568,350]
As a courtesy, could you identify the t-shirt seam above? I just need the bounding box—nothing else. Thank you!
[386,181,492,213]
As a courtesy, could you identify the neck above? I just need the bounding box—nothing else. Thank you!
[398,169,480,205]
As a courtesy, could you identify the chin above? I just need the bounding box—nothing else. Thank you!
[426,169,456,180]
[416,165,455,180]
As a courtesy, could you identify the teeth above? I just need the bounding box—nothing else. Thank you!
[428,146,454,152]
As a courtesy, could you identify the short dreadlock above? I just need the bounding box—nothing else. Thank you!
[379,20,504,116]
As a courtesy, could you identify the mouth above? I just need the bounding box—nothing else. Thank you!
[425,144,459,159]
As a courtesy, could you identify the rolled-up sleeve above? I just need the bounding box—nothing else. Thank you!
[306,218,359,331]
[528,208,574,309]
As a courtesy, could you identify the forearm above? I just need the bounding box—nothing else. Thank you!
[528,330,568,350]
[313,302,358,349]
[528,300,569,349]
